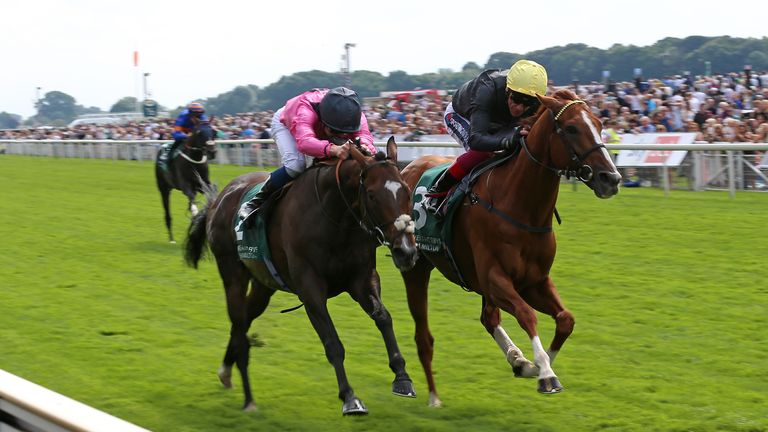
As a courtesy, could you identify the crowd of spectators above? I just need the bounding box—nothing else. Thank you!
[2,71,767,144]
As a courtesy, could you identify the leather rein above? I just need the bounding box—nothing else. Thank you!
[312,157,400,246]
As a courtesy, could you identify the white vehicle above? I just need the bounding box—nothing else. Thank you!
[67,112,149,128]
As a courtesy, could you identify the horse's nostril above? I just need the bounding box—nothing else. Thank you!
[600,171,622,185]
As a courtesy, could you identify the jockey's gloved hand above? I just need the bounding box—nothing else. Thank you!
[353,137,372,156]
[501,127,524,150]
[329,136,349,146]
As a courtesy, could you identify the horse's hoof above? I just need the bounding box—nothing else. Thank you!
[342,397,368,416]
[243,401,258,412]
[217,366,232,388]
[512,359,539,378]
[392,378,416,398]
[428,392,443,408]
[537,376,564,394]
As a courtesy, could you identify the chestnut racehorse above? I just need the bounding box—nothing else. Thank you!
[184,138,419,415]
[400,89,621,406]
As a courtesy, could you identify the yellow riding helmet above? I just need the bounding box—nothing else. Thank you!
[506,60,548,97]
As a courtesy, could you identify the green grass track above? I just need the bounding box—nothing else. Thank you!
[0,156,766,431]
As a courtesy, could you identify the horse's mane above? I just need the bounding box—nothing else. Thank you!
[523,89,580,127]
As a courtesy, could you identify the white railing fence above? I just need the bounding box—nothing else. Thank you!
[0,369,149,432]
[2,139,767,198]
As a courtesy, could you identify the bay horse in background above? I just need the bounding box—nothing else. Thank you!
[400,89,622,406]
[184,138,419,415]
[155,118,217,243]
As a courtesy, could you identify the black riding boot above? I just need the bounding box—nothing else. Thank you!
[239,166,294,227]
[424,169,460,215]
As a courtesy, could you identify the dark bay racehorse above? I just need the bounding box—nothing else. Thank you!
[400,89,622,406]
[184,138,419,415]
[155,118,217,243]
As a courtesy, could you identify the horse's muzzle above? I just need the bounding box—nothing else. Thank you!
[591,170,622,198]
[390,234,418,271]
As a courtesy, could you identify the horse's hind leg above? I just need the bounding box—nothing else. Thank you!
[519,276,574,365]
[480,299,538,378]
[217,263,272,411]
[401,258,441,407]
[352,270,415,398]
[159,184,174,243]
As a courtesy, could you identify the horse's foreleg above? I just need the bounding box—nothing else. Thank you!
[480,300,538,378]
[521,276,574,365]
[487,268,562,394]
[184,188,199,216]
[302,292,366,415]
[402,258,441,407]
[355,270,415,398]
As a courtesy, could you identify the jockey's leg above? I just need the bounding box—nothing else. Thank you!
[425,150,492,216]
[239,108,303,227]
[238,166,294,225]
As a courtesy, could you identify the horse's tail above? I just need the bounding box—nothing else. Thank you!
[184,181,218,269]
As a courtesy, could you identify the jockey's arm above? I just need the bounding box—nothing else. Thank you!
[466,91,509,152]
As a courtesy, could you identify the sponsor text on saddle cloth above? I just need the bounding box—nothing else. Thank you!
[234,183,291,292]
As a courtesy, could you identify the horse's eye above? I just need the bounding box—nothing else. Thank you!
[565,125,579,134]
[367,191,376,201]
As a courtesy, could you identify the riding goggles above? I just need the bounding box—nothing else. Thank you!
[509,91,538,107]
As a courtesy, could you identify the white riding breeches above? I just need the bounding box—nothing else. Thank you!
[271,108,310,178]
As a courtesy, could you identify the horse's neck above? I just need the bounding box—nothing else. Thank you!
[487,123,560,225]
[308,164,364,225]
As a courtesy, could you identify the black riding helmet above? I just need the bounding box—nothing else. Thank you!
[318,87,362,133]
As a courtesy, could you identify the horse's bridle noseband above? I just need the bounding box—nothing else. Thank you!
[325,158,412,247]
[520,99,605,182]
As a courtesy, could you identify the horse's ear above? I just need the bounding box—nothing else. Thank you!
[386,136,397,164]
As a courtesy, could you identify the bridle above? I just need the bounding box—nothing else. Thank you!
[180,125,215,164]
[314,157,413,247]
[519,99,606,182]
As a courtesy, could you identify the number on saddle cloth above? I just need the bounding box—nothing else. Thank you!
[412,164,460,253]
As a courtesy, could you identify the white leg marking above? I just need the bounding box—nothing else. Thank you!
[190,203,199,216]
[494,326,538,377]
[531,336,556,379]
[384,180,402,202]
[428,392,443,408]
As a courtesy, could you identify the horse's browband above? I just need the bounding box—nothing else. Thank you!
[553,100,586,121]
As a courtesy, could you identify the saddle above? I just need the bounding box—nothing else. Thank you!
[157,143,180,171]
[235,181,293,292]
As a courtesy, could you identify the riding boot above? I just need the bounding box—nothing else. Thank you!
[239,166,293,227]
[164,139,183,164]
[424,169,460,216]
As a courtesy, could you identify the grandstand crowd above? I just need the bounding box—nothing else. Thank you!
[2,71,767,145]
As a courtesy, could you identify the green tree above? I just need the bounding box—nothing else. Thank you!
[35,91,78,124]
[0,112,21,129]
[110,97,139,113]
